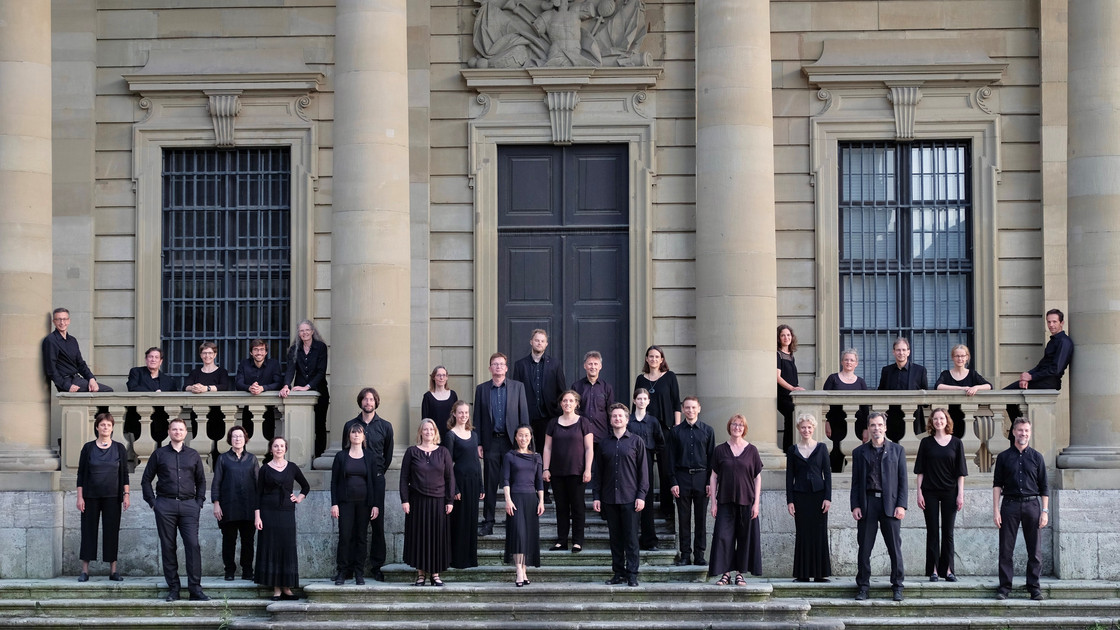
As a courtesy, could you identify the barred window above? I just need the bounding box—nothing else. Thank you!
[838,141,973,386]
[161,148,291,381]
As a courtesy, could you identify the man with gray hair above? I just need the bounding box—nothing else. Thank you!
[851,411,907,601]
[572,350,615,442]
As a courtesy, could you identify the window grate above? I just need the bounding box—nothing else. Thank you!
[161,148,291,381]
[838,141,973,386]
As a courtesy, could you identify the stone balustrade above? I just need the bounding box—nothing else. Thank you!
[56,391,319,472]
[791,390,1059,474]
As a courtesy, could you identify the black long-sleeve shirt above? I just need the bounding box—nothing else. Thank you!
[184,367,230,391]
[342,413,394,475]
[666,419,715,476]
[1028,331,1074,387]
[127,367,177,392]
[235,357,283,392]
[141,443,206,506]
[210,449,259,521]
[627,412,665,453]
[993,445,1049,498]
[42,330,96,391]
[399,446,455,505]
[591,430,648,504]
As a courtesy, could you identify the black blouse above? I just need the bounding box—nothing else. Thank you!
[400,446,455,504]
[711,442,763,506]
[777,351,798,402]
[785,441,832,502]
[256,462,310,512]
[634,371,680,428]
[76,440,129,499]
[935,369,991,389]
[545,416,592,477]
[914,435,968,492]
[184,367,230,391]
[211,449,259,521]
[285,339,328,392]
[502,451,544,494]
[421,391,459,426]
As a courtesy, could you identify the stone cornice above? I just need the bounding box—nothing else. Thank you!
[803,38,1007,88]
[461,66,663,91]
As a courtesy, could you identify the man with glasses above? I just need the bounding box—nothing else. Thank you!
[474,352,529,536]
[42,307,113,392]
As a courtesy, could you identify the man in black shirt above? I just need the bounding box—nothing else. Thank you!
[851,411,907,601]
[140,418,208,602]
[571,351,615,442]
[340,387,393,581]
[1004,309,1074,429]
[234,339,284,394]
[592,403,648,587]
[667,396,715,566]
[993,416,1049,601]
[877,337,926,442]
[511,329,567,501]
[127,347,177,392]
[42,307,113,392]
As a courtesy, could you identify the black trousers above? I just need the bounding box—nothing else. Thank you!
[551,474,587,546]
[219,519,255,577]
[638,452,658,547]
[921,488,958,577]
[779,398,795,453]
[62,378,114,393]
[856,494,904,589]
[336,501,370,576]
[79,496,122,563]
[482,437,512,527]
[999,497,1042,592]
[657,446,673,518]
[368,502,386,571]
[602,501,640,578]
[674,469,708,559]
[153,497,203,594]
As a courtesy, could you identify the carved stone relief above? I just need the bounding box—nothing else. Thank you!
[467,0,652,69]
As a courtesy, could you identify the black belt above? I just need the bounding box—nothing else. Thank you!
[867,490,883,498]
[1003,495,1039,502]
[493,431,506,438]
[678,468,706,475]
[158,495,196,501]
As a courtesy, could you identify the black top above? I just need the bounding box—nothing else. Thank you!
[210,449,260,521]
[235,357,284,392]
[935,369,991,389]
[667,419,716,476]
[420,391,459,426]
[545,416,592,476]
[785,441,831,502]
[76,440,129,499]
[42,330,95,391]
[257,462,310,512]
[341,413,394,475]
[511,354,567,421]
[914,436,968,492]
[711,442,763,506]
[400,446,455,505]
[627,412,665,453]
[184,367,230,391]
[823,372,867,392]
[502,451,544,494]
[141,444,206,506]
[127,367,177,392]
[330,449,384,508]
[1029,330,1074,386]
[878,362,928,391]
[634,371,680,428]
[591,430,648,504]
[571,377,615,441]
[993,445,1049,498]
[777,351,798,401]
[443,429,482,480]
[284,339,328,392]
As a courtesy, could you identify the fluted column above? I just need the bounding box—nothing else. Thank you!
[694,0,780,458]
[321,0,411,468]
[0,0,57,475]
[1057,0,1120,469]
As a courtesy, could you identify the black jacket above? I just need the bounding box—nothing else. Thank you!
[511,354,567,420]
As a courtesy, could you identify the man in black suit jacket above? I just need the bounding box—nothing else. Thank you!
[234,339,284,394]
[511,329,567,499]
[851,411,908,602]
[474,352,529,535]
[127,347,178,392]
[877,337,928,442]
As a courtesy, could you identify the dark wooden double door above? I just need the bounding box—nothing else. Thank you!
[497,145,630,393]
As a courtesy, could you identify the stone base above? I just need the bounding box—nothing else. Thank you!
[1057,446,1120,469]
[0,490,63,579]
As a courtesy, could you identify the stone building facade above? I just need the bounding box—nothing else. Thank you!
[2,0,1119,580]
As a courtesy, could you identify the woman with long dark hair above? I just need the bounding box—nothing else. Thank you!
[254,436,309,601]
[279,319,330,456]
[915,407,967,582]
[444,401,482,569]
[504,425,544,586]
[776,325,804,452]
[634,345,680,520]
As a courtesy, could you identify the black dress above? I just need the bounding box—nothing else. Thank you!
[400,446,455,574]
[254,462,310,588]
[822,372,869,472]
[502,451,543,567]
[444,430,481,569]
[708,442,763,577]
[634,370,680,517]
[777,351,799,452]
[935,369,991,439]
[785,441,832,581]
[421,391,459,427]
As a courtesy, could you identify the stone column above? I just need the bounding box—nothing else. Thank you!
[694,0,781,458]
[0,0,58,478]
[320,0,411,467]
[1057,0,1120,470]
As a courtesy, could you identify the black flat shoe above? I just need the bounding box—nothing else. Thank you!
[224,574,235,581]
[280,593,299,601]
[334,576,346,586]
[571,545,582,554]
[109,572,123,582]
[355,575,365,585]
[550,543,567,551]
[77,572,88,583]
[189,592,210,602]
[606,575,626,585]
[270,595,282,601]
[944,573,958,582]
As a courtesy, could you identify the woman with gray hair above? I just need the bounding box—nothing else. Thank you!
[279,319,330,456]
[822,348,869,471]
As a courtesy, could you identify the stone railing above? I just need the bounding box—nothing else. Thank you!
[56,391,319,472]
[791,390,1059,473]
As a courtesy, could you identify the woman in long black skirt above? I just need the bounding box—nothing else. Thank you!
[503,425,544,586]
[401,418,455,586]
[708,414,763,585]
[254,436,310,600]
[444,401,482,569]
[785,412,832,582]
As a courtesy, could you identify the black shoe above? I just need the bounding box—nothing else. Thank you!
[693,556,706,566]
[892,588,904,602]
[355,574,365,585]
[280,593,299,601]
[332,572,343,582]
[640,544,660,551]
[335,576,346,585]
[77,572,89,583]
[1030,590,1044,601]
[855,588,868,601]
[929,574,938,582]
[606,575,626,585]
[944,573,958,582]
[627,577,639,587]
[550,543,567,551]
[478,524,493,536]
[815,577,830,583]
[270,595,282,601]
[189,592,210,602]
[995,590,1009,600]
[242,572,254,581]
[225,573,235,581]
[109,572,123,582]
[372,570,385,582]
[165,591,180,602]
[673,556,691,566]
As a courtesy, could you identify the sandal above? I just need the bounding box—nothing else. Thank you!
[413,575,426,586]
[735,573,746,586]
[431,575,444,587]
[715,573,731,586]
[571,544,582,554]
[550,543,566,551]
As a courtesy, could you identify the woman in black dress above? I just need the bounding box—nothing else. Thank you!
[444,400,482,569]
[330,424,383,585]
[785,412,832,582]
[422,365,458,429]
[279,319,330,457]
[401,418,455,586]
[543,390,593,553]
[211,425,259,581]
[709,414,763,585]
[777,325,804,452]
[76,411,130,582]
[633,345,680,519]
[504,425,544,586]
[822,348,870,471]
[934,344,992,439]
[915,407,967,582]
[254,436,310,601]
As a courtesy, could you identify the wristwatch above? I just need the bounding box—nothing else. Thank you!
[1041,508,1049,513]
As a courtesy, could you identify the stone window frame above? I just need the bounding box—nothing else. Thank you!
[125,66,322,360]
[461,67,661,381]
[804,39,1007,384]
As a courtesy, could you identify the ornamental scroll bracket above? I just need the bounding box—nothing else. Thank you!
[206,91,243,148]
[545,90,580,144]
[886,84,922,140]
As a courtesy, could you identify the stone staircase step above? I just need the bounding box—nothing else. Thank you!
[302,582,772,604]
[232,620,844,630]
[473,548,679,566]
[378,563,710,583]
